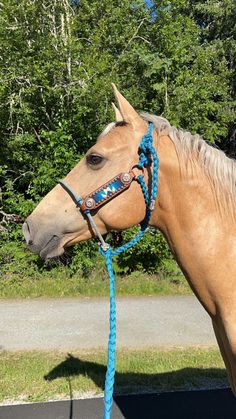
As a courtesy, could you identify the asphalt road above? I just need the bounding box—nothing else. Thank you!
[0,295,217,350]
[1,389,236,419]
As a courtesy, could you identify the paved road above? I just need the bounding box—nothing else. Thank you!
[0,296,217,350]
[0,389,236,419]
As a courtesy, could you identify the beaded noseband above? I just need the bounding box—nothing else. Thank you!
[59,170,136,213]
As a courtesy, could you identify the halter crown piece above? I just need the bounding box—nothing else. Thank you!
[58,122,159,419]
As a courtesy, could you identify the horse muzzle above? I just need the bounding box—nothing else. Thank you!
[22,219,63,259]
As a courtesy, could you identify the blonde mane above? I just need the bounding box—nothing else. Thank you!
[142,113,236,217]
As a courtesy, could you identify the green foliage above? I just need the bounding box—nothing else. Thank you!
[68,241,105,277]
[115,228,170,273]
[0,0,235,279]
[0,228,170,280]
[0,241,40,277]
[143,0,234,141]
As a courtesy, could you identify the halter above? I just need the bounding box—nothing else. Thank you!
[58,170,136,249]
[58,122,159,419]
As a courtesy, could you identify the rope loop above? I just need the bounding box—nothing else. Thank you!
[137,123,155,168]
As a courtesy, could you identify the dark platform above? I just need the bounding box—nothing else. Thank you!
[0,388,235,419]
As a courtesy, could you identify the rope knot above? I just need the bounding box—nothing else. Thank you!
[99,243,111,257]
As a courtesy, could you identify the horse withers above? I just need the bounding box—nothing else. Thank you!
[23,84,236,395]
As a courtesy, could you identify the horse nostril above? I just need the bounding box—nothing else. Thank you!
[28,239,33,246]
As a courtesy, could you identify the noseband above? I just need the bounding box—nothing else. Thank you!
[58,122,159,419]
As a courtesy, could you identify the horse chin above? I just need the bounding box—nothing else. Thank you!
[37,235,65,259]
[40,245,65,260]
[40,230,99,258]
[40,233,89,259]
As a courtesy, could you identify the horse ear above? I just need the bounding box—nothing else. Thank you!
[112,83,145,129]
[112,102,123,122]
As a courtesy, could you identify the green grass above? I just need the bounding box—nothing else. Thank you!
[0,266,191,299]
[0,250,191,298]
[0,348,227,403]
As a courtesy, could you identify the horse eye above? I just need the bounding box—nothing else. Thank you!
[86,154,104,166]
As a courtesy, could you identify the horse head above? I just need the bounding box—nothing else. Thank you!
[22,85,159,259]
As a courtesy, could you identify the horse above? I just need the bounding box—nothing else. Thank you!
[23,84,236,396]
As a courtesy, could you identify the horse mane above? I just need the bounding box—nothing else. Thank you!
[141,112,236,217]
[101,112,236,215]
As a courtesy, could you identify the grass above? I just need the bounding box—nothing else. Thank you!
[0,262,191,299]
[0,348,227,404]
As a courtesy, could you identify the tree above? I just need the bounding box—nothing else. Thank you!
[0,0,235,275]
[187,0,236,154]
[0,0,151,226]
[140,0,234,143]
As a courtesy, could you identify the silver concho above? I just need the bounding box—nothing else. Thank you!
[120,172,132,184]
[85,197,95,209]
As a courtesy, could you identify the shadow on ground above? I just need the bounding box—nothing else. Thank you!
[44,353,227,393]
[0,356,235,419]
[42,353,236,418]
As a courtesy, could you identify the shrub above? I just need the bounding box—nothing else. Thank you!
[113,227,170,274]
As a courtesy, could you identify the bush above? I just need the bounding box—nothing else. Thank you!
[0,241,40,278]
[112,227,170,274]
[68,241,106,278]
[0,226,171,280]
[66,227,171,276]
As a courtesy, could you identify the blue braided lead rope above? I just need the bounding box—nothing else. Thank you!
[102,247,116,419]
[99,122,159,419]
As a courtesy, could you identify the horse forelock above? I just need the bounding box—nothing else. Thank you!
[98,122,116,139]
[142,112,236,218]
[98,121,129,140]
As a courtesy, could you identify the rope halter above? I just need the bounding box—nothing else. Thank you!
[58,122,159,419]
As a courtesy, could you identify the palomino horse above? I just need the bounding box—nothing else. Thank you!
[23,84,236,395]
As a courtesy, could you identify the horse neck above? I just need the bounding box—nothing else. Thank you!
[150,134,227,314]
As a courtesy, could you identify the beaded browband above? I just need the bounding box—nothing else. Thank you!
[58,170,136,212]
